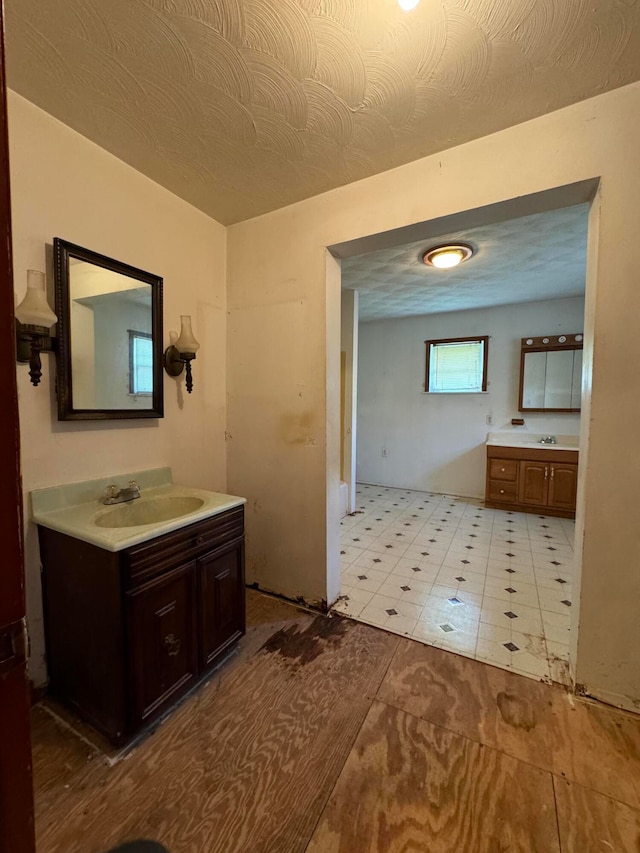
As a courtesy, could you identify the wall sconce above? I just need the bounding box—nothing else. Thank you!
[15,270,58,387]
[164,315,200,393]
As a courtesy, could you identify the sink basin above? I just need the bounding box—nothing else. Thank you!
[486,431,579,451]
[95,496,205,528]
[31,469,246,552]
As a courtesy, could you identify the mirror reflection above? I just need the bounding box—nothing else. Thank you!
[519,334,583,412]
[69,260,153,410]
[54,239,163,420]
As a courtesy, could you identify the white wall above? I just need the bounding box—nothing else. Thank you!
[227,81,640,712]
[357,297,584,496]
[340,289,358,512]
[8,92,227,686]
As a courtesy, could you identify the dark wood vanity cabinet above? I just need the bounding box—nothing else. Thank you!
[38,506,245,745]
[486,446,578,518]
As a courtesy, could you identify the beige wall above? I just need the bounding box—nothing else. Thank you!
[9,92,227,686]
[227,81,640,712]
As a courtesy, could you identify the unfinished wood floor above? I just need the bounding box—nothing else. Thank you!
[32,591,640,853]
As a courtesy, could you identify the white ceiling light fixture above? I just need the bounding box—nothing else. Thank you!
[398,0,420,9]
[422,243,474,270]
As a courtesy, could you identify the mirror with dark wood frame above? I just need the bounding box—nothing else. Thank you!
[519,333,583,413]
[54,239,163,420]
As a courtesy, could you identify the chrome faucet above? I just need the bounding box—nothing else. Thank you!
[102,480,141,505]
[539,435,557,445]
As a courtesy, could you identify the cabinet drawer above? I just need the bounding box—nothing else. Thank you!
[124,506,244,588]
[489,459,518,482]
[487,480,517,502]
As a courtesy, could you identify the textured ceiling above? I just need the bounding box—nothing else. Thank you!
[342,204,588,321]
[6,1,640,225]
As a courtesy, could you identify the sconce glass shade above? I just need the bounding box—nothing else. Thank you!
[174,314,200,354]
[15,270,57,328]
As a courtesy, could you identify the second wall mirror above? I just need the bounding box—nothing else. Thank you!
[519,333,583,412]
[54,239,164,420]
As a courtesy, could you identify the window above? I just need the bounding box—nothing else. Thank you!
[425,336,489,393]
[128,330,153,395]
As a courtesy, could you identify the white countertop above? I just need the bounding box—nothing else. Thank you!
[31,468,246,552]
[486,432,579,452]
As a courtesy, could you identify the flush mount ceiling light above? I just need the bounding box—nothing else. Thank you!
[398,0,420,9]
[422,243,474,270]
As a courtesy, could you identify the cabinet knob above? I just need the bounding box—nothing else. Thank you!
[500,468,505,472]
[196,535,205,545]
[500,489,505,494]
[164,633,181,657]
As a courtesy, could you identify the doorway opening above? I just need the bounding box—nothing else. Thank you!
[330,185,596,686]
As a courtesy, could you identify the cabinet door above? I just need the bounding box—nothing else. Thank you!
[127,562,197,727]
[198,538,245,672]
[518,461,549,506]
[548,464,578,511]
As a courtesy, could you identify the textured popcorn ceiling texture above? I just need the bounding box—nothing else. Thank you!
[7,1,640,225]
[343,204,588,321]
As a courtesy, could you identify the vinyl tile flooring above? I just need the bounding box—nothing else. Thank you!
[31,591,640,852]
[334,483,575,684]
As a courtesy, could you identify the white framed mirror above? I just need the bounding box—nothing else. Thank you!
[519,334,583,412]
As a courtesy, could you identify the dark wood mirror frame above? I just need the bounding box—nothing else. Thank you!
[518,333,583,414]
[54,238,164,421]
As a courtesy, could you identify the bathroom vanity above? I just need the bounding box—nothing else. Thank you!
[485,434,579,518]
[32,469,246,745]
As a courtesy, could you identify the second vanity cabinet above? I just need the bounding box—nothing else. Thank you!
[38,505,245,745]
[486,445,578,517]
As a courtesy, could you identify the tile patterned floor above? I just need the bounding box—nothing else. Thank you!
[333,483,575,683]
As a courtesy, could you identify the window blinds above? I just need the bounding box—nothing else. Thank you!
[429,339,484,393]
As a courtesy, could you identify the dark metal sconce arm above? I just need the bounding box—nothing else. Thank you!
[15,321,57,387]
[163,346,196,394]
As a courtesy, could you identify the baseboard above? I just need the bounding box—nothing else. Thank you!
[355,481,484,501]
[580,684,640,716]
[245,582,327,614]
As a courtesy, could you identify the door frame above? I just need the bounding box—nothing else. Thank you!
[0,2,36,849]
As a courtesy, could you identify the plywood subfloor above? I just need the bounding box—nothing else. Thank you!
[32,591,640,853]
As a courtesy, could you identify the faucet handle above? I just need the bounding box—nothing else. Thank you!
[128,480,139,489]
[104,484,119,499]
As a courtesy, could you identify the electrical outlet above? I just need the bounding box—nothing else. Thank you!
[382,447,388,457]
